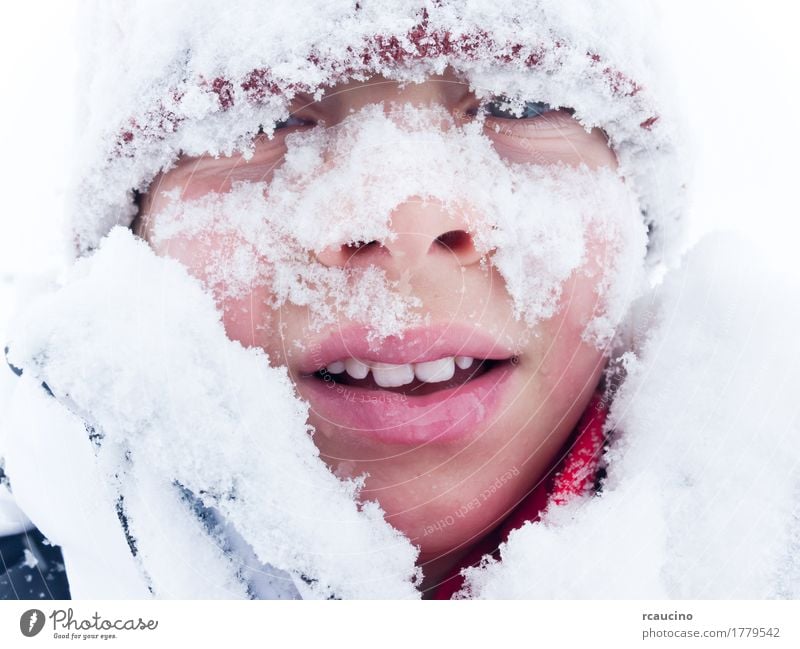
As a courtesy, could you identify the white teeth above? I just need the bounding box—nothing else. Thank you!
[331,355,476,385]
[370,362,415,388]
[454,356,474,370]
[344,358,369,380]
[325,360,346,374]
[414,357,455,383]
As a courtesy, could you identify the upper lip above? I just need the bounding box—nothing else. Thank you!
[295,323,517,376]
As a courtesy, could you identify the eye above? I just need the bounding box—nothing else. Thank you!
[274,115,314,130]
[255,115,315,140]
[484,96,552,120]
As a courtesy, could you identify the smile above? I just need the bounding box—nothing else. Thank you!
[294,324,520,445]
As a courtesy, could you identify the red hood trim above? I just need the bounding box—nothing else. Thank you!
[115,19,657,155]
[431,388,609,599]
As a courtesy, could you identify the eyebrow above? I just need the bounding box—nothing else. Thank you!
[292,90,317,107]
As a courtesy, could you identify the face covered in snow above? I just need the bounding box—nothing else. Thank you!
[134,68,647,586]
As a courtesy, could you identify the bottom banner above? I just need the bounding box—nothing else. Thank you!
[0,600,797,647]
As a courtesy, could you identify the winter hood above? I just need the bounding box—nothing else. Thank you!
[70,0,687,268]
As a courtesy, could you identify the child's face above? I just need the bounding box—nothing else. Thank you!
[136,69,623,572]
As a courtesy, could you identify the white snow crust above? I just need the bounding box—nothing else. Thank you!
[148,104,646,346]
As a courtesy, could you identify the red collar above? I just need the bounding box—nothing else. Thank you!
[431,390,609,599]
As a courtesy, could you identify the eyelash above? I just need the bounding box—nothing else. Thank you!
[264,97,556,133]
[274,115,313,130]
[483,98,552,120]
[256,115,315,135]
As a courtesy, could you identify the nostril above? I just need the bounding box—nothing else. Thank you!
[434,230,472,253]
[340,240,387,261]
[317,240,386,267]
[344,240,380,251]
[344,241,378,250]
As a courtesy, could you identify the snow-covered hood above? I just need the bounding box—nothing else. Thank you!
[2,230,798,598]
[70,0,687,271]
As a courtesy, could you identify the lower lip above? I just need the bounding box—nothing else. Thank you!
[296,361,517,445]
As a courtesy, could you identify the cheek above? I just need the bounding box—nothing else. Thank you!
[147,231,220,285]
[489,122,618,170]
[536,232,616,378]
[217,285,278,349]
[147,229,278,346]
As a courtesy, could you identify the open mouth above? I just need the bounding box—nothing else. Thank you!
[311,357,513,398]
[294,324,521,444]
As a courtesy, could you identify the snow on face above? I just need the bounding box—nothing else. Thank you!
[144,103,647,348]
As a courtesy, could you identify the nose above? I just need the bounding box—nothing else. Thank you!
[315,199,484,277]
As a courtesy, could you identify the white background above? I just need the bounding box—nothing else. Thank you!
[0,1,798,331]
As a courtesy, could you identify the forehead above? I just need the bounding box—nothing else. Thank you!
[294,67,473,111]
